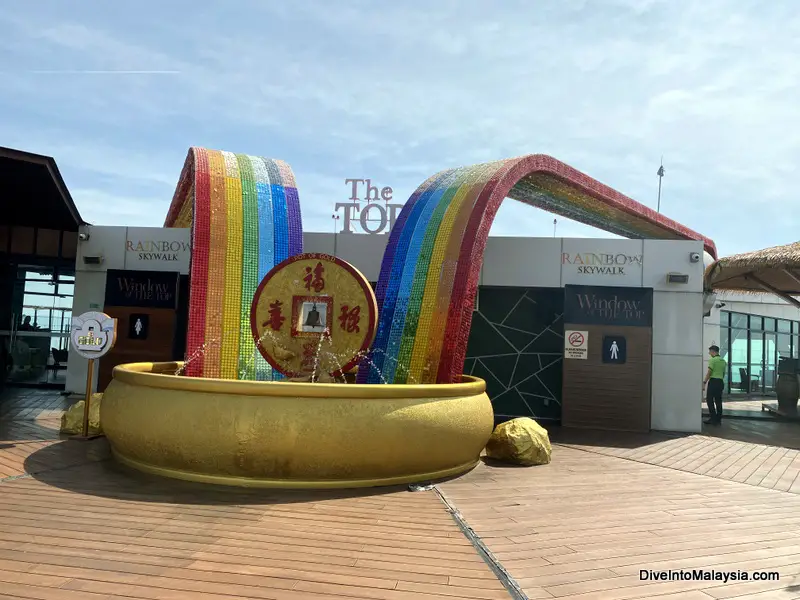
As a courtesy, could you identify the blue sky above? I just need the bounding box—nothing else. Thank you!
[1,0,797,256]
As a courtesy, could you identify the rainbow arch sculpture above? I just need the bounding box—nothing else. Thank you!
[359,154,716,386]
[164,147,302,380]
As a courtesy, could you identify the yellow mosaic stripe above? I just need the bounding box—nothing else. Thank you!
[203,150,226,378]
[408,163,492,383]
[420,160,510,383]
[174,184,194,228]
[406,175,474,382]
[220,151,243,379]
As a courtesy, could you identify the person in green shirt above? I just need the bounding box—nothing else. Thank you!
[704,345,727,425]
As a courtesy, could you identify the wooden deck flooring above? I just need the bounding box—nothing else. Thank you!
[0,388,510,600]
[2,387,800,599]
[441,449,800,599]
[553,425,800,494]
[0,388,77,423]
[0,461,511,600]
[0,389,84,481]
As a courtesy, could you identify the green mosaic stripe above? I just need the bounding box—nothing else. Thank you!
[394,168,470,383]
[237,154,259,380]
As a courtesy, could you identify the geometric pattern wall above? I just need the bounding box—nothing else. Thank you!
[464,286,564,422]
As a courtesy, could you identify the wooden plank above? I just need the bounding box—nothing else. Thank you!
[440,437,800,600]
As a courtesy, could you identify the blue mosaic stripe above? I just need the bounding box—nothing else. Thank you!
[381,169,464,383]
[367,169,456,383]
[250,157,275,381]
[355,175,440,384]
[285,186,303,256]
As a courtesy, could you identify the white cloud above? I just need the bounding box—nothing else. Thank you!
[0,1,797,256]
[68,189,166,226]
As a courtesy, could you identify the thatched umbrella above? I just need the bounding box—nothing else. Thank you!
[704,241,800,308]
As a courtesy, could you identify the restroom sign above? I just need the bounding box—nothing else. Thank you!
[564,330,588,360]
[603,335,627,364]
[128,313,149,340]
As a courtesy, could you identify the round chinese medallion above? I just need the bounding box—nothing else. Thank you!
[250,253,377,379]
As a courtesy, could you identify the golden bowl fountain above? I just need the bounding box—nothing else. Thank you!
[100,253,494,489]
[101,361,493,489]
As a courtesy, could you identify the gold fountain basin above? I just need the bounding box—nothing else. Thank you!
[101,362,494,489]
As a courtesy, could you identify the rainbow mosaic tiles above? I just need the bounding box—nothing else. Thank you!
[164,147,302,380]
[359,154,717,386]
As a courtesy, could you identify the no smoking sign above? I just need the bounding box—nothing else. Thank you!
[564,330,588,360]
[568,331,584,346]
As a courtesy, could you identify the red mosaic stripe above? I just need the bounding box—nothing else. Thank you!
[436,154,718,383]
[185,148,210,377]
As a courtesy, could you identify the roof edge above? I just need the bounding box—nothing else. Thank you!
[0,145,85,229]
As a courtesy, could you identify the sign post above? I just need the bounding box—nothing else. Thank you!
[70,311,117,440]
[82,358,96,438]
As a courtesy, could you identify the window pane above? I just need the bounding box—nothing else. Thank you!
[731,313,748,329]
[52,295,73,309]
[720,310,730,327]
[750,316,764,331]
[778,319,792,333]
[749,332,764,392]
[23,280,52,295]
[50,311,71,334]
[730,329,748,363]
[20,309,50,330]
[57,283,74,297]
[764,318,777,332]
[778,333,791,357]
[719,328,731,364]
[764,333,777,392]
[22,293,54,308]
[794,335,799,359]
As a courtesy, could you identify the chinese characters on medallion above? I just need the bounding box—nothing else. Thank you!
[264,300,285,331]
[338,305,361,333]
[250,253,377,380]
[303,262,325,293]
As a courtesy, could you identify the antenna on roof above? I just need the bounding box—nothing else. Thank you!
[656,156,665,213]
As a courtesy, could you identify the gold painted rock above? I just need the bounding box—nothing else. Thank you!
[485,417,551,466]
[60,393,103,435]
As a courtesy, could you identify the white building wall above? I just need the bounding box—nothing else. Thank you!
[70,228,708,433]
[303,232,387,281]
[483,236,704,432]
[644,240,705,433]
[66,225,191,394]
[482,237,562,287]
[66,225,125,394]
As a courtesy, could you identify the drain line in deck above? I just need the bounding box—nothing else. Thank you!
[432,486,529,600]
[0,473,33,484]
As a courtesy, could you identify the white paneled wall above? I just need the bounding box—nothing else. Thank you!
[70,230,711,434]
[651,291,704,432]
